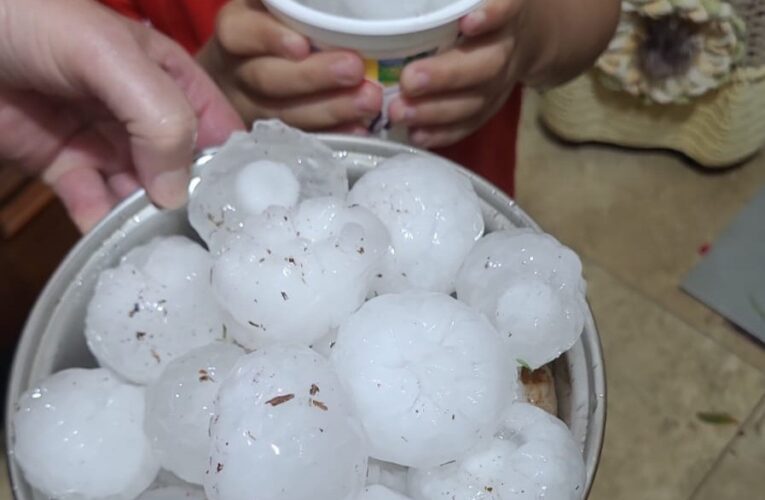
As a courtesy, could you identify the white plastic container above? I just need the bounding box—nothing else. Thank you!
[262,0,484,137]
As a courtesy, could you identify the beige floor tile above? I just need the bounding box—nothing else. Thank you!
[517,91,765,372]
[691,394,765,500]
[0,446,12,500]
[582,263,765,500]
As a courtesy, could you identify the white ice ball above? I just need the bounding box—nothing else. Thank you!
[408,402,586,500]
[137,485,206,500]
[456,229,587,369]
[331,292,514,468]
[211,198,389,348]
[347,154,484,294]
[145,343,244,485]
[205,344,367,500]
[188,120,348,252]
[12,368,159,499]
[85,236,228,384]
[360,484,414,500]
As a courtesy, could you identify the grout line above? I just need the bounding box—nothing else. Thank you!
[687,393,765,500]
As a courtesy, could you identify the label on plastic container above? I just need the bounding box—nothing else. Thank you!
[364,48,438,137]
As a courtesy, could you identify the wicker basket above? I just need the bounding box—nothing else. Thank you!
[540,0,765,168]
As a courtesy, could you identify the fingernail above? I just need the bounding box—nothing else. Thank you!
[282,34,308,59]
[405,71,430,94]
[463,10,487,34]
[355,85,382,115]
[150,169,189,209]
[410,130,431,147]
[331,56,363,85]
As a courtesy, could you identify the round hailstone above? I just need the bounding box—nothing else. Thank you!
[145,343,244,485]
[456,229,587,369]
[360,484,414,500]
[330,292,514,468]
[205,345,367,500]
[85,236,228,384]
[137,485,206,500]
[347,153,484,294]
[407,402,586,500]
[188,120,348,252]
[211,197,389,348]
[12,368,159,499]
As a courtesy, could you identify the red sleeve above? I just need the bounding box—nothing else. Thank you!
[99,0,227,54]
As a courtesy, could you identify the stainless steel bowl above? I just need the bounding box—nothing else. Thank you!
[5,135,606,499]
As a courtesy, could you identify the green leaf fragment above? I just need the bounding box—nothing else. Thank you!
[696,411,739,425]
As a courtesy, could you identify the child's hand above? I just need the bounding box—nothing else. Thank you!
[198,0,382,133]
[389,0,619,148]
[388,0,529,148]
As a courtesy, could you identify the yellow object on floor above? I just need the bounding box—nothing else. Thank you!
[540,67,765,168]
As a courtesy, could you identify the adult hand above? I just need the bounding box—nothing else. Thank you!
[0,0,244,232]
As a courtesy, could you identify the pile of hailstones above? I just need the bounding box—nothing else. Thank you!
[13,121,589,500]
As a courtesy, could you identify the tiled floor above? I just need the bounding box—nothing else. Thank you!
[2,92,764,498]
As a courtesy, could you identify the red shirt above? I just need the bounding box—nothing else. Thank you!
[100,0,520,196]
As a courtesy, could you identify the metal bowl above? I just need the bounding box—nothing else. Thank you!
[5,135,606,499]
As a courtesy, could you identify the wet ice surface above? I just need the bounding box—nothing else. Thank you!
[205,345,367,500]
[12,369,159,499]
[366,459,409,493]
[456,229,588,369]
[300,0,454,20]
[189,120,348,253]
[211,198,389,347]
[136,485,206,500]
[331,292,514,468]
[361,484,414,500]
[407,402,586,500]
[85,236,226,384]
[348,154,484,295]
[145,343,244,485]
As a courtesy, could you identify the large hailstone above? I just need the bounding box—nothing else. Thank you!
[137,485,206,500]
[145,343,244,485]
[331,292,514,468]
[86,236,227,384]
[12,368,159,499]
[211,197,389,348]
[189,120,348,252]
[456,229,587,369]
[408,402,586,500]
[205,344,368,500]
[347,154,484,294]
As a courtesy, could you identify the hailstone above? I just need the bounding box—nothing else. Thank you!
[456,229,587,369]
[366,459,409,493]
[137,485,206,500]
[205,344,367,500]
[145,343,244,484]
[347,154,484,294]
[407,402,586,500]
[211,197,389,348]
[331,292,514,468]
[189,120,348,252]
[12,368,159,499]
[85,236,227,384]
[360,484,414,500]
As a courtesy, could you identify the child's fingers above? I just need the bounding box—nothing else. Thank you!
[235,51,365,98]
[408,117,486,149]
[388,92,487,127]
[460,0,524,38]
[232,81,382,130]
[215,1,310,60]
[400,36,512,97]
